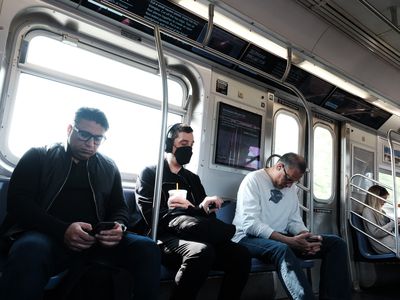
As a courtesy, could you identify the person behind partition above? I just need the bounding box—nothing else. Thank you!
[232,152,352,300]
[0,107,160,300]
[135,123,251,300]
[362,185,397,254]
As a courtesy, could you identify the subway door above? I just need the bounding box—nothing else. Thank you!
[339,124,377,240]
[271,100,339,235]
[340,124,380,289]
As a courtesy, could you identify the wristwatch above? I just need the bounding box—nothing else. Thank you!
[117,222,127,233]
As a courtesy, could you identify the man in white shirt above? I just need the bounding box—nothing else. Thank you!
[233,152,351,300]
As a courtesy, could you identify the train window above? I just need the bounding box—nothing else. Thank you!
[273,111,299,157]
[378,171,400,202]
[2,29,187,181]
[352,146,375,191]
[313,125,334,201]
[24,35,184,106]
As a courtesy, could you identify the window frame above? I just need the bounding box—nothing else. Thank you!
[0,23,189,182]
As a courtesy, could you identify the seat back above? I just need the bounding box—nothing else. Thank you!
[215,200,236,224]
[0,178,9,225]
[123,188,148,234]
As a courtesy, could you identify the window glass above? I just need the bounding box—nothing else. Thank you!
[313,125,333,200]
[273,111,299,158]
[378,171,400,204]
[352,146,375,191]
[26,35,184,106]
[9,73,181,175]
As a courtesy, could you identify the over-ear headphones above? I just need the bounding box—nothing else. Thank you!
[165,123,182,153]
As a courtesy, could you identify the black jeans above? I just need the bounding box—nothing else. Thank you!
[159,234,251,300]
[0,231,161,300]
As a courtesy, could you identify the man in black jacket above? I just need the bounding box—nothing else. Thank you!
[0,107,160,300]
[136,123,250,300]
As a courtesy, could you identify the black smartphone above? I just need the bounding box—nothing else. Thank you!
[208,200,231,209]
[208,203,217,209]
[306,236,321,242]
[91,222,116,235]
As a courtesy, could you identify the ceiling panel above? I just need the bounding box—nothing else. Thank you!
[297,0,400,69]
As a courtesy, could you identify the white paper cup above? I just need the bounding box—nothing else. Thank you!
[168,189,187,199]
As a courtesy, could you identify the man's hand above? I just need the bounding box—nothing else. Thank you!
[167,194,194,209]
[271,231,322,255]
[95,222,124,248]
[64,222,96,251]
[293,232,322,255]
[199,196,224,214]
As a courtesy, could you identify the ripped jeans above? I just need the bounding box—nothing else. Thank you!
[239,234,351,300]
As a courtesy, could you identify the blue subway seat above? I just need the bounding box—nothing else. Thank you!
[350,212,397,261]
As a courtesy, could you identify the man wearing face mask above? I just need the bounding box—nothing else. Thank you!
[135,123,251,300]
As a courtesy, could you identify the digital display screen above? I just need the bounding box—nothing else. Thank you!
[323,89,392,129]
[235,66,294,96]
[240,44,287,78]
[215,102,262,171]
[286,65,335,105]
[193,26,248,68]
[87,0,206,41]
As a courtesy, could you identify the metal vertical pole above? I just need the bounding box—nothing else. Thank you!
[151,25,169,241]
[387,129,399,257]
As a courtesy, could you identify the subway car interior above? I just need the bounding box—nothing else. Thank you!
[1,0,400,299]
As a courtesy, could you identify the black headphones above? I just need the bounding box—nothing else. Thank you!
[165,123,182,153]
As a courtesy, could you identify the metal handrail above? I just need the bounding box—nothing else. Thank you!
[299,91,314,233]
[202,3,214,46]
[348,173,399,257]
[387,129,400,255]
[280,46,314,232]
[150,25,169,241]
[350,195,394,222]
[349,211,396,253]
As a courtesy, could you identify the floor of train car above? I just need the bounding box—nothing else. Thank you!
[42,266,399,300]
[277,290,398,300]
[44,281,399,300]
[274,287,399,300]
[268,288,398,300]
[43,275,400,300]
[351,287,399,300]
[159,274,400,300]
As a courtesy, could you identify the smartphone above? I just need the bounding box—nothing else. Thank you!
[208,200,231,209]
[306,235,321,242]
[90,221,116,235]
[208,203,217,209]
